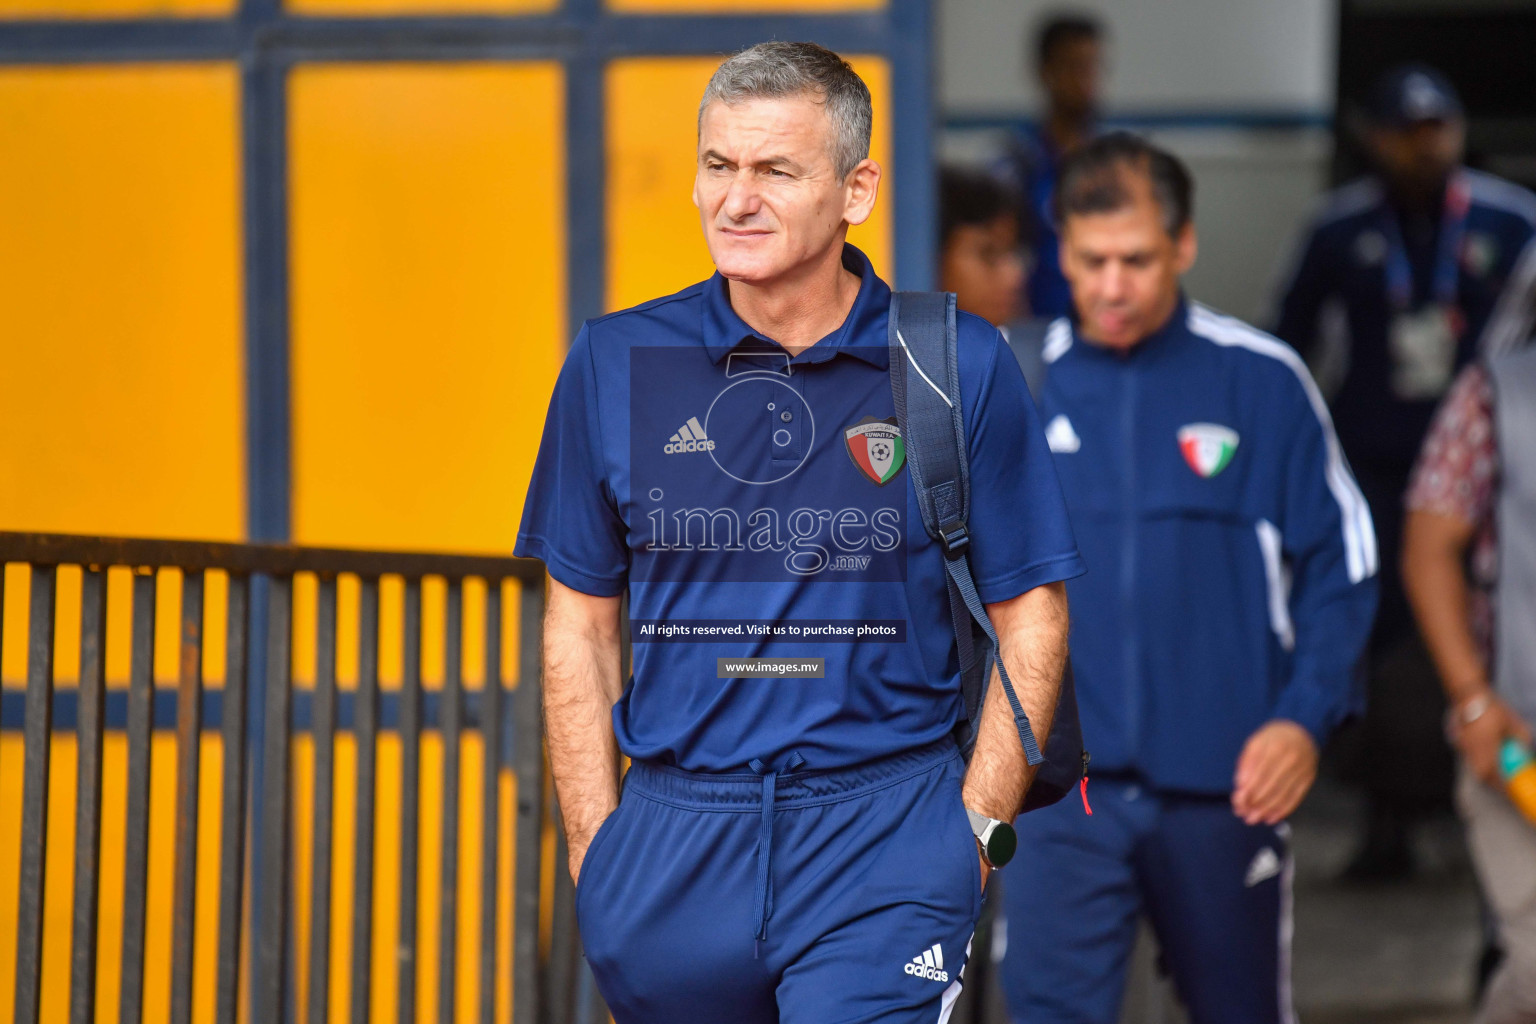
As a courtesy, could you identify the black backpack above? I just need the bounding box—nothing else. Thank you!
[889,292,1087,813]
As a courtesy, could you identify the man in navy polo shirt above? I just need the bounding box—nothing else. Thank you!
[516,41,1083,1024]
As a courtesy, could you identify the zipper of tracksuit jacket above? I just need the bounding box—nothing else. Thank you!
[1121,357,1141,764]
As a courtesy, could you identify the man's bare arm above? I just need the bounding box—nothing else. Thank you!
[962,581,1070,823]
[1403,509,1487,707]
[1403,509,1532,783]
[542,577,625,883]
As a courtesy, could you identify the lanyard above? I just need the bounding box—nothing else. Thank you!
[1381,171,1470,312]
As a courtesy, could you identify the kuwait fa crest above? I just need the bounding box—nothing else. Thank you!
[1177,423,1239,478]
[844,416,905,486]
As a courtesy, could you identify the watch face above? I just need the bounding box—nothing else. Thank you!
[986,821,1017,868]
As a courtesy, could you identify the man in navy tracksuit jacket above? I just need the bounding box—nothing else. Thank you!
[1000,134,1379,1022]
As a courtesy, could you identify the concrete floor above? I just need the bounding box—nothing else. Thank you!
[964,777,1488,1024]
[1124,777,1483,1024]
[1286,780,1481,1024]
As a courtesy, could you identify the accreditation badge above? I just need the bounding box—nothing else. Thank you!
[1389,304,1460,400]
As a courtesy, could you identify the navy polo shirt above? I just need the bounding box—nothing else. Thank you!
[516,244,1084,772]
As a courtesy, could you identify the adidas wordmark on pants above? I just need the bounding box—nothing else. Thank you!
[904,943,949,983]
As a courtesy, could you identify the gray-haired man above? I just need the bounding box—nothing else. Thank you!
[515,40,1083,1024]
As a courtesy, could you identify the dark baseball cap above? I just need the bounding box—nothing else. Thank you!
[1368,64,1464,126]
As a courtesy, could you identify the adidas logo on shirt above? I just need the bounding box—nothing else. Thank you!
[903,943,949,983]
[664,416,716,454]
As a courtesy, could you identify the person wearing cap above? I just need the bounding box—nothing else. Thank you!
[1274,63,1536,881]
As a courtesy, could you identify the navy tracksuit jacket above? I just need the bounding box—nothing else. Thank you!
[1001,300,1379,1023]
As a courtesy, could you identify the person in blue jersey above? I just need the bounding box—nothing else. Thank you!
[516,41,1084,1024]
[1274,64,1536,881]
[996,11,1105,324]
[999,133,1380,1023]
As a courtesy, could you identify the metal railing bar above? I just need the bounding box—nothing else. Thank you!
[118,571,158,1024]
[439,578,463,1024]
[13,564,58,1024]
[0,675,522,739]
[306,574,339,1024]
[170,570,206,1024]
[0,684,515,736]
[349,576,381,1024]
[546,825,576,1024]
[214,573,251,1024]
[1,546,552,1024]
[575,961,605,1024]
[478,580,502,1024]
[254,575,294,1021]
[512,579,543,1024]
[398,577,423,1024]
[68,568,107,1024]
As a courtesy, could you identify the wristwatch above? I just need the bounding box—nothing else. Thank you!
[966,808,1017,869]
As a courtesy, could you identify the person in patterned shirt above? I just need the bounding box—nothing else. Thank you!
[1403,360,1536,1022]
[1404,365,1500,673]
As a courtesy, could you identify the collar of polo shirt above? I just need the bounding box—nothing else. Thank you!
[702,243,892,369]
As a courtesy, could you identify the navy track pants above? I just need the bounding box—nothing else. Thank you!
[1000,777,1295,1024]
[575,739,983,1024]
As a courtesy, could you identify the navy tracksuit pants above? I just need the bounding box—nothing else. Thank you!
[575,740,982,1024]
[1000,777,1295,1024]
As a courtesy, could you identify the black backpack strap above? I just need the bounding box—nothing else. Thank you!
[889,292,1043,767]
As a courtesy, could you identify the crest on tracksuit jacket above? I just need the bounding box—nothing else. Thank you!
[1177,423,1239,478]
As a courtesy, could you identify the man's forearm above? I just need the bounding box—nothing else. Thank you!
[542,580,624,861]
[962,581,1070,821]
[1402,511,1486,704]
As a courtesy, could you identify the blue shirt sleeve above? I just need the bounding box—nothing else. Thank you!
[959,316,1087,604]
[514,325,629,596]
[1268,371,1380,745]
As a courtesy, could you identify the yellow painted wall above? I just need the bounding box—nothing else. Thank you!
[0,63,245,543]
[288,61,566,555]
[287,0,551,18]
[0,0,232,22]
[609,0,879,12]
[605,55,893,312]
